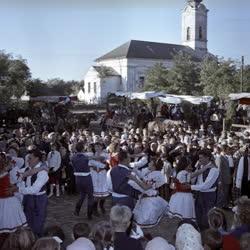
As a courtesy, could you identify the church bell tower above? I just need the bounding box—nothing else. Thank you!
[182,0,208,55]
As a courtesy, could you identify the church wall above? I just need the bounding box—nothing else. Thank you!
[96,58,128,92]
[127,58,174,91]
[83,67,101,104]
[100,76,122,102]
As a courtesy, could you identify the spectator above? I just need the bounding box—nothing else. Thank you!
[32,237,60,250]
[89,221,113,250]
[66,223,93,250]
[201,229,222,250]
[145,236,175,250]
[2,228,36,250]
[44,225,65,248]
[223,196,250,250]
[110,205,143,250]
[175,223,203,250]
[208,207,228,234]
[240,233,250,250]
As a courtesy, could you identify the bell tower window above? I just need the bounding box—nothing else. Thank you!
[199,26,202,40]
[187,27,191,41]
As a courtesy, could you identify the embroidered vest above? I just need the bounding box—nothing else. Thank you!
[202,166,219,190]
[31,172,47,192]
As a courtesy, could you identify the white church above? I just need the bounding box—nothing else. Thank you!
[81,0,210,104]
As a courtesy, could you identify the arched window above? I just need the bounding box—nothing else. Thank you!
[187,27,191,41]
[199,26,202,40]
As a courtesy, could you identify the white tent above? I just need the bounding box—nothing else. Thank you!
[112,91,213,105]
[113,91,165,100]
[229,93,250,101]
[77,89,85,101]
[20,91,30,101]
[159,96,181,104]
[159,94,213,105]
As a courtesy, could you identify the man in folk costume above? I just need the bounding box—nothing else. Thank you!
[184,149,219,230]
[129,143,148,170]
[215,145,232,208]
[15,149,48,237]
[108,150,143,210]
[236,145,250,198]
[47,142,62,198]
[72,141,94,219]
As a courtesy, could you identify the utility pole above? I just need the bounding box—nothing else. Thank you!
[241,56,244,92]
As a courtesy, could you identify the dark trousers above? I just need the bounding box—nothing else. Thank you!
[195,191,217,230]
[112,196,135,210]
[75,176,94,214]
[23,194,48,237]
[217,183,230,208]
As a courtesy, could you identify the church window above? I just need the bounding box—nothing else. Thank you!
[88,82,91,93]
[139,76,145,88]
[187,27,191,41]
[93,82,97,94]
[199,26,202,40]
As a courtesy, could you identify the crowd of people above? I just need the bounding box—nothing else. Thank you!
[0,101,250,250]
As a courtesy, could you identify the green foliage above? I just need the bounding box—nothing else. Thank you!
[239,65,250,92]
[200,57,239,99]
[0,51,31,103]
[27,78,81,97]
[97,66,114,79]
[225,100,237,129]
[144,63,171,91]
[144,51,200,95]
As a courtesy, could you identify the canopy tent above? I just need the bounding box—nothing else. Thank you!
[112,91,213,105]
[159,96,181,104]
[30,96,77,103]
[229,93,250,105]
[114,91,165,100]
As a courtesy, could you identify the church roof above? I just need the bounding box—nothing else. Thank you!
[92,66,120,76]
[95,40,203,62]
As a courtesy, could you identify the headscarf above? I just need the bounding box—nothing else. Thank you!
[66,237,95,250]
[145,237,175,250]
[175,224,203,250]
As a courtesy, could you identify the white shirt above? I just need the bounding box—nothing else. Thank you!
[226,154,234,168]
[236,156,250,189]
[130,155,148,169]
[47,150,61,172]
[191,163,219,192]
[19,162,49,195]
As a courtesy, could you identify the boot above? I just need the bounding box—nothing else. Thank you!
[48,184,54,198]
[56,184,60,197]
[99,199,106,214]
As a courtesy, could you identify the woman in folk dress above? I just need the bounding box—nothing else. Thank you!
[0,153,27,236]
[129,157,169,228]
[89,142,110,214]
[168,156,212,220]
[168,157,196,220]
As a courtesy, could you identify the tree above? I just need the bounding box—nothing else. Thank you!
[144,52,201,95]
[27,77,82,97]
[97,65,114,79]
[200,57,238,99]
[0,51,31,103]
[241,65,250,92]
[26,78,46,96]
[170,51,201,95]
[144,63,171,91]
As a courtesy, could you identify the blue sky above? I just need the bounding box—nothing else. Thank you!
[0,0,249,81]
